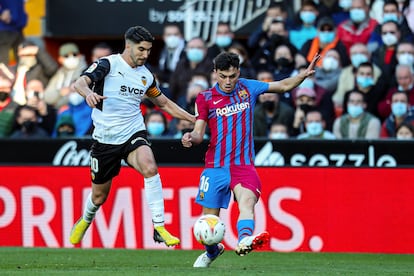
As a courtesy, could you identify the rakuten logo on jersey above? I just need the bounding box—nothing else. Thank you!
[216,102,250,116]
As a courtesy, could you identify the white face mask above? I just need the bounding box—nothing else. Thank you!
[381,33,398,46]
[68,92,84,106]
[398,53,414,66]
[165,35,181,49]
[63,56,80,70]
[322,56,339,71]
[270,132,288,139]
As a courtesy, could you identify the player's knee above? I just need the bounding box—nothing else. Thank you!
[92,193,108,206]
[141,165,158,178]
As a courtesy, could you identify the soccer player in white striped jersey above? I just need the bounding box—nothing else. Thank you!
[69,26,195,247]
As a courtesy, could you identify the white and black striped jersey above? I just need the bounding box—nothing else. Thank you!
[82,54,161,145]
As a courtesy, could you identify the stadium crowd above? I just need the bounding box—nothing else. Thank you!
[1,0,414,140]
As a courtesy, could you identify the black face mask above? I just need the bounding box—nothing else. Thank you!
[22,120,36,133]
[58,131,75,137]
[276,57,292,68]
[299,104,312,113]
[262,100,276,112]
[0,92,9,102]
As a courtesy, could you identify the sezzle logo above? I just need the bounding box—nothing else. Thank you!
[216,102,250,116]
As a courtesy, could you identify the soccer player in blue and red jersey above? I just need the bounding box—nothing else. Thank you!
[182,51,319,267]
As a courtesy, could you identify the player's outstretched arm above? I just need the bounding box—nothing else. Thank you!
[151,94,196,123]
[267,53,320,93]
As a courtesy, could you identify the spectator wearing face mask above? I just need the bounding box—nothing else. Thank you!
[337,0,378,53]
[333,90,381,139]
[206,22,236,60]
[289,0,319,51]
[262,43,298,107]
[44,42,87,109]
[296,65,335,130]
[268,122,290,140]
[253,91,294,137]
[11,40,58,105]
[52,81,93,138]
[10,105,49,138]
[168,37,213,102]
[157,24,186,89]
[144,110,170,138]
[395,41,414,68]
[300,16,350,70]
[297,109,336,139]
[368,0,413,53]
[342,62,386,119]
[380,90,414,137]
[395,121,414,139]
[55,114,76,138]
[314,49,343,94]
[0,74,19,137]
[377,64,414,120]
[292,87,318,136]
[24,79,56,135]
[371,20,401,86]
[332,43,382,114]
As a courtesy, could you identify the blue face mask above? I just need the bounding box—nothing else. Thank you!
[347,104,364,118]
[186,48,204,62]
[299,78,315,89]
[339,0,352,9]
[216,35,232,48]
[147,122,165,136]
[350,8,366,23]
[351,53,368,68]
[356,76,374,88]
[391,102,407,117]
[318,31,335,44]
[382,13,399,23]
[300,11,317,24]
[306,122,323,136]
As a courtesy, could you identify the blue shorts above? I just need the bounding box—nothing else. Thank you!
[195,165,262,209]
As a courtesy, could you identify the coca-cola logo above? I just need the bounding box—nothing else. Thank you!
[53,141,90,166]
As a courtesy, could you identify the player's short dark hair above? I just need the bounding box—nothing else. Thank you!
[214,52,240,71]
[125,26,154,43]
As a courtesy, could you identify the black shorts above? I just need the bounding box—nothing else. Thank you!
[90,131,151,184]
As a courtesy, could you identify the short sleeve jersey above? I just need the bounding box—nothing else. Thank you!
[82,54,161,144]
[196,78,269,168]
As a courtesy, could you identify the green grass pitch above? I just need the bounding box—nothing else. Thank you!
[1,247,413,275]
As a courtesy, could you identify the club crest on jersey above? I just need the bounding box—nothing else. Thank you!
[141,76,147,86]
[85,62,98,73]
[238,89,248,99]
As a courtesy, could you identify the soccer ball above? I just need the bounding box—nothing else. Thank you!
[193,214,226,245]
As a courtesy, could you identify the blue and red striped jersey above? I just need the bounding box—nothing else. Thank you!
[196,78,269,168]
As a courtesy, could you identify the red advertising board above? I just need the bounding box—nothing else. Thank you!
[0,166,413,253]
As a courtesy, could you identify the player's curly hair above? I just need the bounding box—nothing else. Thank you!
[213,52,240,71]
[125,26,154,43]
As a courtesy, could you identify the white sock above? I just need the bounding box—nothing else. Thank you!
[144,173,165,227]
[82,193,99,223]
